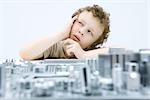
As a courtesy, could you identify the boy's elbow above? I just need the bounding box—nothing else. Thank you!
[19,49,34,60]
[19,49,43,60]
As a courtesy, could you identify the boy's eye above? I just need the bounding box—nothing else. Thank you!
[87,29,93,36]
[87,30,91,33]
[78,21,83,25]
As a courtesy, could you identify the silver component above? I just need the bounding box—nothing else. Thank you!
[0,63,6,97]
[81,67,91,95]
[126,62,141,92]
[112,63,123,93]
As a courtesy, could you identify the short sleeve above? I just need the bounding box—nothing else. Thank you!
[42,41,68,59]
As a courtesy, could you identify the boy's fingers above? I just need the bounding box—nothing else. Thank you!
[63,38,75,46]
[63,40,75,57]
[72,15,78,19]
[66,47,74,57]
[64,43,73,53]
[66,44,73,49]
[63,40,71,46]
[63,39,72,53]
[72,15,78,23]
[68,15,78,26]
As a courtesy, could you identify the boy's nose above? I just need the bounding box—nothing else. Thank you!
[79,31,84,36]
[79,28,85,36]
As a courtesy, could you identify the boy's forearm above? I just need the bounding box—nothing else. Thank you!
[19,32,65,60]
[78,48,109,59]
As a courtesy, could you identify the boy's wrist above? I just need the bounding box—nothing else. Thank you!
[77,50,87,59]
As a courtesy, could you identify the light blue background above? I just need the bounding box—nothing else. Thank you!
[0,0,149,59]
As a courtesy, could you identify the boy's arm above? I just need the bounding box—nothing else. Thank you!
[79,47,109,59]
[19,16,78,60]
[63,38,109,59]
[19,32,64,60]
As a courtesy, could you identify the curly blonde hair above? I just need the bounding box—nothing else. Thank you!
[72,4,110,50]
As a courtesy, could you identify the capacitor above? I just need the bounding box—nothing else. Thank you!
[126,62,141,92]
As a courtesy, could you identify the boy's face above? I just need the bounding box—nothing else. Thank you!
[70,11,104,49]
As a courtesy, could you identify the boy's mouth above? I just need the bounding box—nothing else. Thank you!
[70,34,80,42]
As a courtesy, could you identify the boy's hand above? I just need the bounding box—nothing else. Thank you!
[63,38,85,58]
[62,16,78,40]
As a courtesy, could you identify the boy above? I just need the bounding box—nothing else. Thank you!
[19,4,110,60]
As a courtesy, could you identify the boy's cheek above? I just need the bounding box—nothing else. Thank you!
[71,24,80,32]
